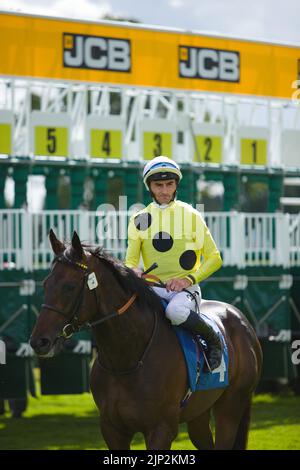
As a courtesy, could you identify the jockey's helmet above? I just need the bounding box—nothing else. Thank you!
[143,156,182,190]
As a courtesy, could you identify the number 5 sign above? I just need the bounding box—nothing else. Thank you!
[31,112,70,157]
[35,126,69,156]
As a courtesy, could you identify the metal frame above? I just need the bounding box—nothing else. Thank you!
[0,78,299,167]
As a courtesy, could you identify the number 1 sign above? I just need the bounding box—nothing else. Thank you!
[238,127,269,167]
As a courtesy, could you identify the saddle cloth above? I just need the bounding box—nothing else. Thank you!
[160,299,229,393]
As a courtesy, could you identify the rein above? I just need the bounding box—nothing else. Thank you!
[142,273,199,313]
[97,309,158,375]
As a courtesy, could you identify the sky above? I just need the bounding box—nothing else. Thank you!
[0,0,300,45]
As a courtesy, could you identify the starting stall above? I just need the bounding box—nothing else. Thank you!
[1,11,300,399]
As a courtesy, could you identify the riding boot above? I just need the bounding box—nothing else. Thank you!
[181,310,223,372]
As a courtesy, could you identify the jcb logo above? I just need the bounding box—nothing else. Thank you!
[63,33,131,72]
[179,46,240,82]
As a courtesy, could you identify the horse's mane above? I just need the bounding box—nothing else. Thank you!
[84,245,164,314]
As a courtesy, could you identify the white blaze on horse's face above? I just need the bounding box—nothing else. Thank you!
[88,272,98,290]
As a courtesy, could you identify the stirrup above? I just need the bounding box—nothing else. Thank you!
[204,347,222,372]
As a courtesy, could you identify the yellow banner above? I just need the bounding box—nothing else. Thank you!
[0,12,299,99]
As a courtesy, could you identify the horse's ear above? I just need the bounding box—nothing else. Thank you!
[49,229,65,255]
[71,231,83,259]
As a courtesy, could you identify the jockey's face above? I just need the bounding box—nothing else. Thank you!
[149,179,177,204]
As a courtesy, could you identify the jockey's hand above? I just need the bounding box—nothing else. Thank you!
[165,278,192,292]
[132,267,143,278]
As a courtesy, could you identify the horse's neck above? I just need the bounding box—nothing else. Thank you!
[92,265,155,371]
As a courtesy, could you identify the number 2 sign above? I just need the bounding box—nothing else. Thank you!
[193,135,222,163]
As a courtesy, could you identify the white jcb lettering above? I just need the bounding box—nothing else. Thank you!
[180,46,239,82]
[64,34,131,72]
[85,37,107,69]
[108,40,130,71]
[220,51,239,81]
[198,49,219,79]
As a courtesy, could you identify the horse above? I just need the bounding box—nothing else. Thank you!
[30,230,263,450]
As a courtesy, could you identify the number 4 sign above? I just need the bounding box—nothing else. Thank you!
[90,129,122,158]
[87,116,125,160]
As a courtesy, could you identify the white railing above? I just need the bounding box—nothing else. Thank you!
[0,210,24,269]
[242,213,289,268]
[29,209,134,269]
[289,213,300,267]
[0,209,298,271]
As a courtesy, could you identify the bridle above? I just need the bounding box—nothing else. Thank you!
[42,252,138,340]
[41,252,158,375]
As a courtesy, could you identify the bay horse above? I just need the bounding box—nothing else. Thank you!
[30,230,262,450]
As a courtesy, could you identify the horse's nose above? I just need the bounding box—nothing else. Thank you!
[30,337,51,355]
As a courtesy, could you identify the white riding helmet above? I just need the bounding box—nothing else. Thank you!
[143,156,182,190]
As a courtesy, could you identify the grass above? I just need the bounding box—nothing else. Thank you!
[1,389,300,450]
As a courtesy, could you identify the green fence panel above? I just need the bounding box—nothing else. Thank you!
[202,267,243,310]
[243,267,291,338]
[260,339,295,381]
[0,270,35,346]
[291,267,300,336]
[39,353,91,395]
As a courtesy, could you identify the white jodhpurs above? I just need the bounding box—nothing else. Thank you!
[152,284,201,326]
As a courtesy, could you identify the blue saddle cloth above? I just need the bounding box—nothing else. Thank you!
[161,299,229,393]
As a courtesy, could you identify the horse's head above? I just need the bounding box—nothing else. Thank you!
[30,229,96,357]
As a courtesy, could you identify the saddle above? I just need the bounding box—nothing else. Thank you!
[160,298,229,405]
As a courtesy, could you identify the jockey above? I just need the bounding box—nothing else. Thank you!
[125,156,223,371]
